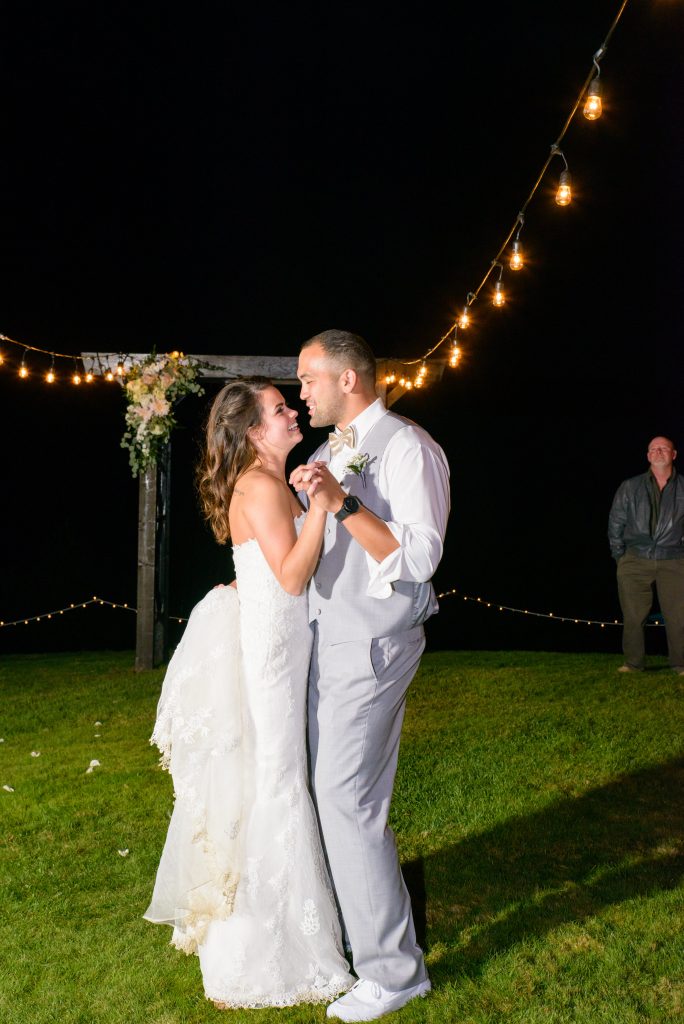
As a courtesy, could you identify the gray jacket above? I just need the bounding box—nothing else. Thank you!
[608,470,684,560]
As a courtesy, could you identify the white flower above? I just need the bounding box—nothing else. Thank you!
[3,785,14,792]
[344,450,370,476]
[117,848,130,857]
[86,759,101,774]
[30,751,41,758]
[94,721,102,726]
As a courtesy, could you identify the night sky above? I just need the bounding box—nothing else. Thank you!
[1,1,683,656]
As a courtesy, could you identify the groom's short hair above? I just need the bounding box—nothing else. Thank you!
[301,329,376,389]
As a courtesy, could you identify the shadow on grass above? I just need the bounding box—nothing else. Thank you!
[403,756,684,981]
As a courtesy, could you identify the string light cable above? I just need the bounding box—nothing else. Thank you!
[387,0,631,387]
[0,596,188,629]
[435,589,663,629]
[1,587,665,632]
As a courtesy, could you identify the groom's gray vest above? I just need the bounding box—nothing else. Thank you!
[309,411,436,644]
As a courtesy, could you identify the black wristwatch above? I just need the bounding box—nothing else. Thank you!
[334,494,363,523]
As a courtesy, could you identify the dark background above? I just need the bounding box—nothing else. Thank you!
[1,1,682,656]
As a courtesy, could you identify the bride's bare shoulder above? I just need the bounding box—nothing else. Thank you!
[233,467,288,502]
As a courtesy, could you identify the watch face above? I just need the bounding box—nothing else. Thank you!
[344,496,358,513]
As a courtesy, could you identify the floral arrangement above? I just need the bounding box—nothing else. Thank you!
[344,451,371,487]
[121,351,204,476]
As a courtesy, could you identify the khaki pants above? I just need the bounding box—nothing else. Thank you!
[616,552,684,669]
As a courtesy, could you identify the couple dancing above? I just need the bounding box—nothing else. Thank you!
[144,330,450,1020]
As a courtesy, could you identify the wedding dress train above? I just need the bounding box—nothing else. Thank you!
[145,523,352,1007]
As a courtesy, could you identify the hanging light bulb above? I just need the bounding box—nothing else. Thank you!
[493,280,505,307]
[105,369,115,382]
[19,358,29,379]
[0,351,4,366]
[116,357,125,377]
[418,362,427,378]
[85,370,94,383]
[72,371,82,385]
[46,357,56,384]
[556,169,572,206]
[449,344,461,368]
[458,306,470,330]
[584,77,602,120]
[509,240,524,271]
[405,379,413,390]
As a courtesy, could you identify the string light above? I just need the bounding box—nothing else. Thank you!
[19,351,29,379]
[584,46,605,120]
[458,303,471,330]
[556,168,572,206]
[105,369,115,382]
[449,344,461,368]
[435,589,664,629]
[85,370,94,383]
[492,262,506,307]
[378,2,631,389]
[46,357,56,384]
[116,356,125,377]
[584,78,602,120]
[0,351,4,366]
[0,595,188,629]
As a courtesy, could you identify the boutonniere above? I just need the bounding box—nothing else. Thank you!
[344,450,371,487]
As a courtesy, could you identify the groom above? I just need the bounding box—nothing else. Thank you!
[290,330,450,1022]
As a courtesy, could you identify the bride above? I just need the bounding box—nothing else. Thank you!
[144,377,353,1008]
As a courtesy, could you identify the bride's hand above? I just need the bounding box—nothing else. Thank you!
[289,461,326,492]
[306,465,346,513]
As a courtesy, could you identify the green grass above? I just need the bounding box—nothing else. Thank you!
[0,650,682,1023]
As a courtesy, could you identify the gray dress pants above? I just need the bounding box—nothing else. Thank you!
[308,623,428,992]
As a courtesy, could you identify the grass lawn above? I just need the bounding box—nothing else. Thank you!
[0,649,682,1024]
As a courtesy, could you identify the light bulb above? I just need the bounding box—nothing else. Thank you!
[72,372,82,385]
[46,368,56,383]
[583,79,602,120]
[449,344,461,368]
[493,280,505,307]
[19,363,28,379]
[556,169,572,206]
[405,380,413,390]
[458,306,470,329]
[116,361,125,377]
[509,240,524,271]
[399,377,406,387]
[414,377,423,388]
[418,363,427,376]
[85,371,94,383]
[105,370,115,382]
[0,352,4,365]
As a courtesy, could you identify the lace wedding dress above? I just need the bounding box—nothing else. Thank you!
[144,520,352,1007]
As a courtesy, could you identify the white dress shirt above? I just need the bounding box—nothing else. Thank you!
[319,399,450,600]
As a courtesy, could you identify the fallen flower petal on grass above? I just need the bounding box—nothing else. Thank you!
[86,759,101,774]
[94,734,101,738]
[30,751,41,758]
[117,849,130,857]
[3,785,15,792]
[94,721,102,726]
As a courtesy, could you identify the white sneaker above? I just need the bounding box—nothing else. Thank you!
[326,978,431,1021]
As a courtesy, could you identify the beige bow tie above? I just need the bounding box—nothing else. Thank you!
[328,425,356,456]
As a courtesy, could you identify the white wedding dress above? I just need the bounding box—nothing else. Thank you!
[144,519,352,1008]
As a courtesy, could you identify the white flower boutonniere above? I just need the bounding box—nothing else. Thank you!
[344,451,371,487]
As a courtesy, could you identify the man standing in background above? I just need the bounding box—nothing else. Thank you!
[608,436,684,674]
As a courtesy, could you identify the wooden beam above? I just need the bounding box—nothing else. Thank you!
[135,464,157,671]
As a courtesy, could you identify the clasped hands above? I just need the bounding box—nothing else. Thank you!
[289,462,345,515]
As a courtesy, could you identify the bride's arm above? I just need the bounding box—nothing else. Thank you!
[242,475,326,596]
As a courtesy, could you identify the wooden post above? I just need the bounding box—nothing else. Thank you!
[154,442,171,666]
[135,463,157,671]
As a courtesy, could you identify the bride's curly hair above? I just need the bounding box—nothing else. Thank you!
[197,376,272,544]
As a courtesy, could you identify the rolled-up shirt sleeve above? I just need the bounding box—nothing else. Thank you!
[365,427,450,598]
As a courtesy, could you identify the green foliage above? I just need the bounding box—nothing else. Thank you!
[0,650,682,1023]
